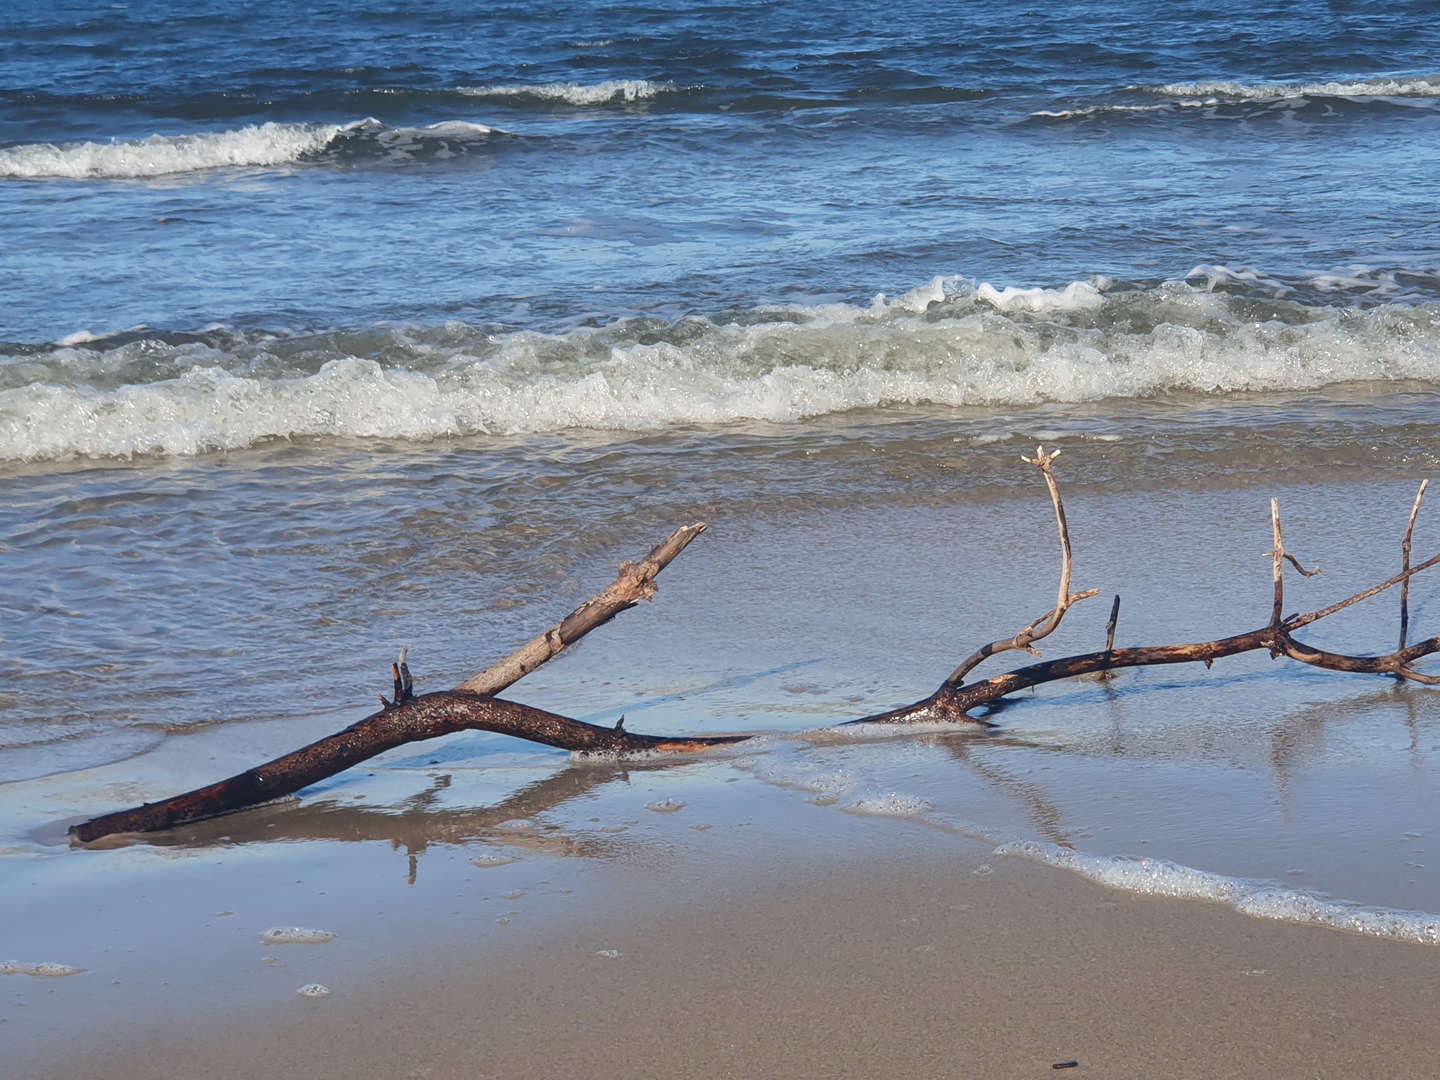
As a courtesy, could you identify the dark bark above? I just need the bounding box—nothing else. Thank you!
[70,693,748,842]
[70,462,1439,843]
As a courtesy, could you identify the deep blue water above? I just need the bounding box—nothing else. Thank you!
[3,0,1440,348]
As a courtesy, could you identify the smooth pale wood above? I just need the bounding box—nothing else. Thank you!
[458,523,707,696]
[946,448,1098,687]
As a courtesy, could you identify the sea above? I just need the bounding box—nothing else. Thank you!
[4,0,1440,1020]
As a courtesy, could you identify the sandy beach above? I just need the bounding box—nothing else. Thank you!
[11,781,1440,1080]
[8,1,1440,1075]
[6,461,1440,1078]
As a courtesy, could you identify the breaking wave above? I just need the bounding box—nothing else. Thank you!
[0,118,507,179]
[1033,75,1440,122]
[3,270,1439,460]
[1146,76,1440,100]
[457,79,674,105]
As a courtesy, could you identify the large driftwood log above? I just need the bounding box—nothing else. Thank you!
[71,451,1438,842]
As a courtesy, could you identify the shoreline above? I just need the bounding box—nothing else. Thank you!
[6,468,1440,1078]
[13,804,1440,1080]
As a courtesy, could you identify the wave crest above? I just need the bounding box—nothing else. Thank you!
[457,79,673,105]
[5,272,1440,460]
[0,122,341,179]
[0,118,506,179]
[1149,76,1440,100]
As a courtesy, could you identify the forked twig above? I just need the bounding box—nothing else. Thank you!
[1400,479,1429,651]
[946,447,1098,686]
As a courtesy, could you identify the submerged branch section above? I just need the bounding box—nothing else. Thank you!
[70,694,748,842]
[72,459,1440,842]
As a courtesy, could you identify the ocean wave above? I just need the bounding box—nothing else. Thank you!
[997,840,1440,945]
[0,122,341,179]
[457,79,675,105]
[1147,76,1440,100]
[4,272,1439,460]
[1032,75,1440,124]
[0,118,507,179]
[1029,101,1213,120]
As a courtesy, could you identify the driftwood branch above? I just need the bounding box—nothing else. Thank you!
[947,447,1099,684]
[72,459,1440,842]
[458,523,707,695]
[1400,479,1429,651]
[71,524,732,843]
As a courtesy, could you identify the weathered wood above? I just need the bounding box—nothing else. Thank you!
[70,456,1440,843]
[69,693,748,841]
[946,447,1098,685]
[1400,480,1429,651]
[457,523,706,696]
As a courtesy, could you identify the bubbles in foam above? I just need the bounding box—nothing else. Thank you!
[0,961,85,977]
[295,983,331,997]
[645,799,686,813]
[470,854,521,868]
[843,793,930,818]
[459,79,671,105]
[0,123,340,179]
[493,818,537,831]
[997,841,1440,946]
[261,927,336,945]
[6,272,1440,461]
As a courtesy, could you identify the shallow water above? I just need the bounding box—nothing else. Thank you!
[4,459,1438,941]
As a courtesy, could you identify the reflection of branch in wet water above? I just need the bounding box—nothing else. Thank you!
[942,736,1073,848]
[1269,684,1436,807]
[133,760,699,881]
[1405,693,1426,773]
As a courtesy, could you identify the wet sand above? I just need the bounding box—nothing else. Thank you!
[6,466,1440,1078]
[10,777,1440,1080]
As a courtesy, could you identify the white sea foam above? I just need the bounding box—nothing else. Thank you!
[296,983,331,997]
[5,274,1439,460]
[976,280,1105,312]
[470,853,521,868]
[261,927,335,945]
[843,793,931,818]
[1030,101,1214,119]
[0,960,85,976]
[0,122,341,179]
[459,79,671,105]
[1148,76,1440,100]
[997,841,1440,945]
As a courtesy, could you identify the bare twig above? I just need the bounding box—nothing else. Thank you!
[1267,499,1320,627]
[458,523,706,696]
[946,447,1098,686]
[1401,479,1429,651]
[1283,549,1440,633]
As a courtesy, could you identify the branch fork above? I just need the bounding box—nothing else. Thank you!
[71,461,1440,842]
